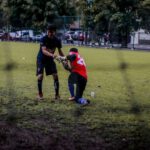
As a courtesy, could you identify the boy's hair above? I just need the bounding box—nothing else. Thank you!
[69,48,78,53]
[47,24,56,31]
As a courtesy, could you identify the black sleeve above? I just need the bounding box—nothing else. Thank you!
[40,36,46,47]
[66,54,76,62]
[57,38,62,49]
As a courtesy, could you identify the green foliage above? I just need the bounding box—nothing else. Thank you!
[1,0,32,28]
[138,0,150,31]
[78,0,150,47]
[1,0,76,29]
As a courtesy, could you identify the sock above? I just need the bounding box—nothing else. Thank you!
[68,83,74,97]
[38,79,43,94]
[54,79,59,96]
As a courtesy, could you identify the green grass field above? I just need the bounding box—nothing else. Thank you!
[0,42,150,150]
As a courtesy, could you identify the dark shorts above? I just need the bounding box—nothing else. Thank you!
[36,58,57,76]
[68,72,87,84]
[68,72,87,99]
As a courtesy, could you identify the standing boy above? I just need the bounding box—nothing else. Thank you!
[36,24,64,100]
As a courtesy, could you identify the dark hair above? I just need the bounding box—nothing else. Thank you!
[47,24,56,31]
[69,48,78,52]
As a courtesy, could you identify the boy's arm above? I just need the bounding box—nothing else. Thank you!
[55,54,76,62]
[40,37,56,58]
[55,54,76,72]
[66,54,76,61]
[62,60,71,72]
[41,46,55,58]
[58,48,64,56]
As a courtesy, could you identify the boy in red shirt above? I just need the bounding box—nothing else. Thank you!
[57,48,90,105]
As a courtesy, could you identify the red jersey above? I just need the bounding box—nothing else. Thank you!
[69,51,87,79]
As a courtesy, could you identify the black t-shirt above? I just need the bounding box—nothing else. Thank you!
[37,35,62,60]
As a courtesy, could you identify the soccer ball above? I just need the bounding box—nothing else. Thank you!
[90,91,95,97]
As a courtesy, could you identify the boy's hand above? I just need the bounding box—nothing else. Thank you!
[55,56,66,62]
[53,54,58,58]
[62,60,71,72]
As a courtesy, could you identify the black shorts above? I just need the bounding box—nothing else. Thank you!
[68,72,87,99]
[36,58,57,76]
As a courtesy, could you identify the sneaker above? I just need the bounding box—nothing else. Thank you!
[68,97,75,101]
[37,93,43,100]
[78,98,90,106]
[55,95,60,100]
[81,100,90,106]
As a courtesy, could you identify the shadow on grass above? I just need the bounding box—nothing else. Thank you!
[0,92,150,150]
[0,117,150,150]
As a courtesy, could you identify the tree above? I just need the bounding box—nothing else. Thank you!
[78,0,149,47]
[1,0,76,29]
[109,0,139,47]
[0,1,4,28]
[138,0,150,31]
[4,0,31,28]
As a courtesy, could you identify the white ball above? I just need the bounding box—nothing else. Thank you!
[90,91,95,97]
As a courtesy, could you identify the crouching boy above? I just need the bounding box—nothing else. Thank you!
[57,48,90,105]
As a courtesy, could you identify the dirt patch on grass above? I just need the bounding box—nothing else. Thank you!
[1,119,150,150]
[0,121,102,150]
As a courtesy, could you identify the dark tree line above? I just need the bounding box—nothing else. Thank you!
[78,0,150,46]
[0,0,150,46]
[0,0,76,29]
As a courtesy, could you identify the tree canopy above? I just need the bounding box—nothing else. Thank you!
[0,0,76,29]
[78,0,150,46]
[0,0,150,46]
